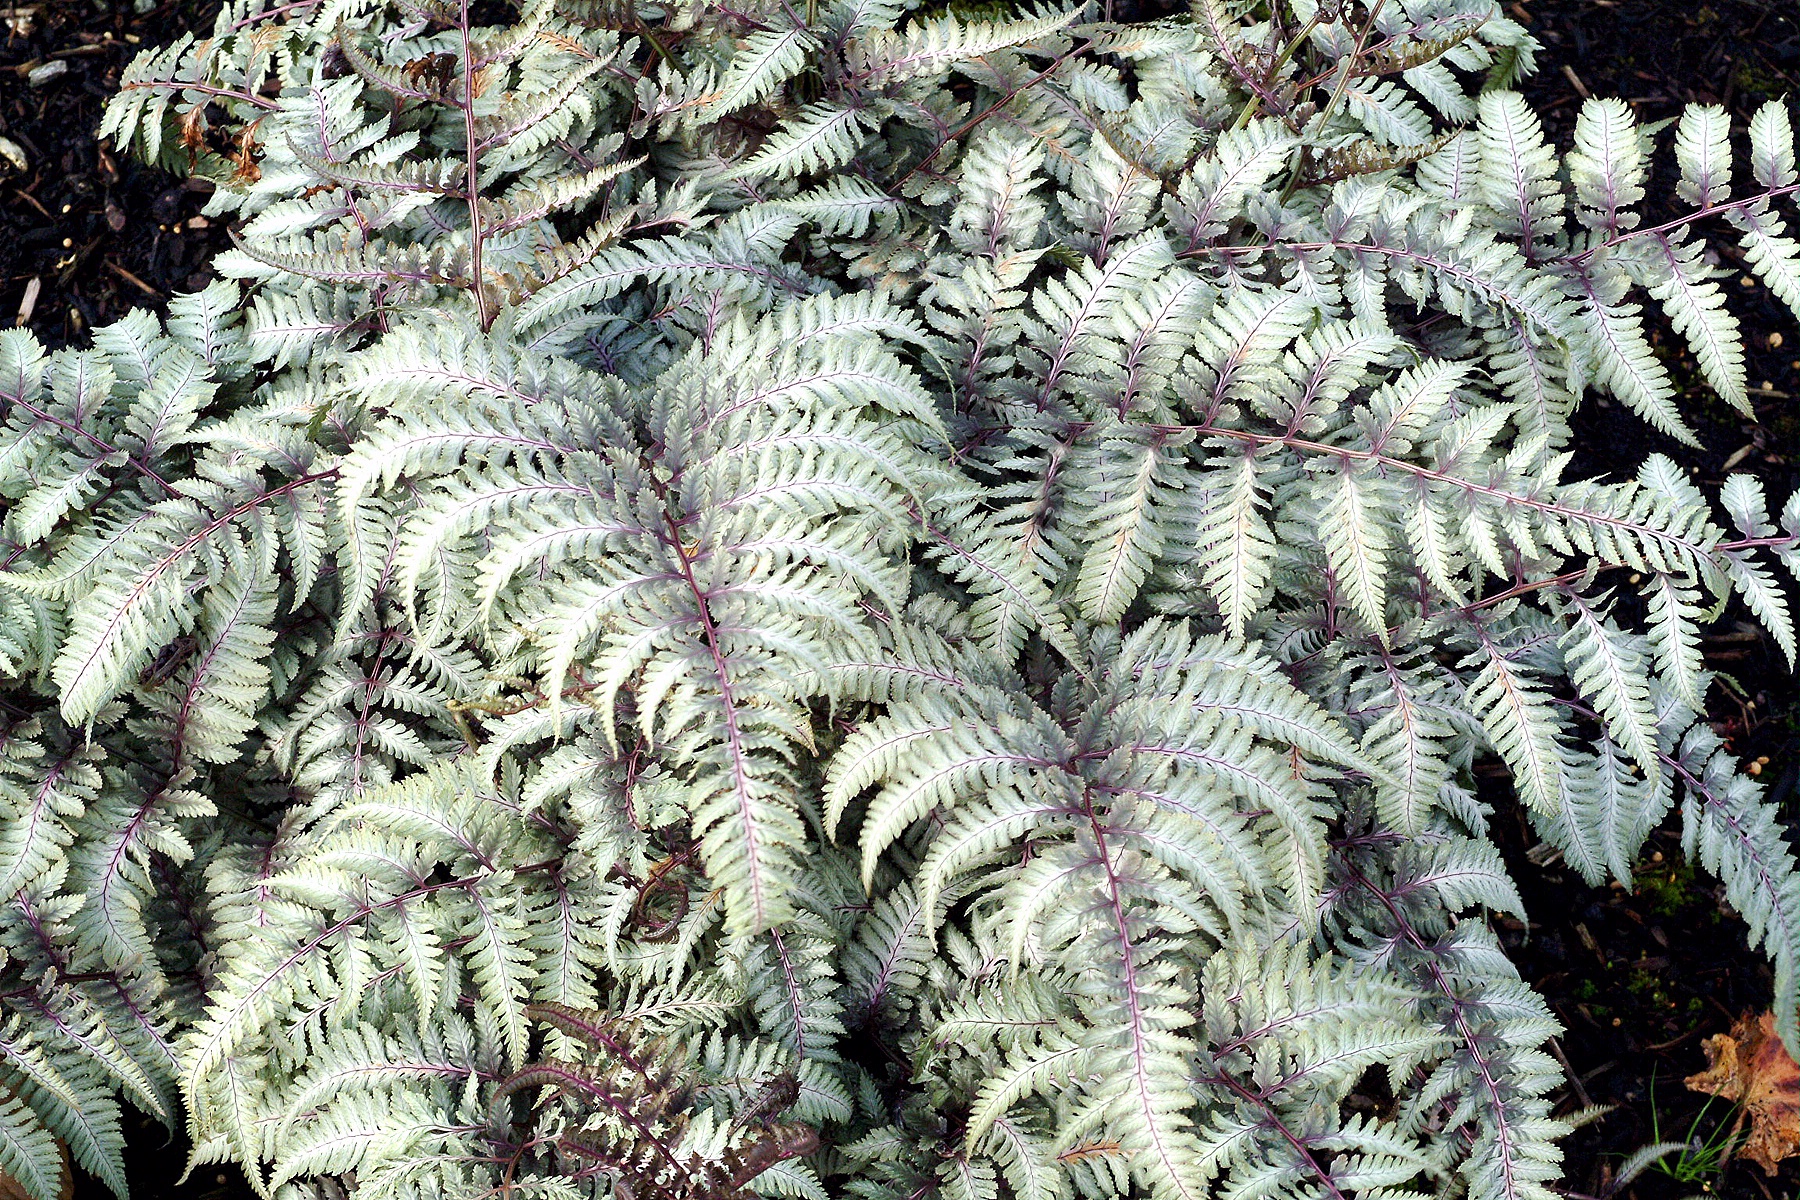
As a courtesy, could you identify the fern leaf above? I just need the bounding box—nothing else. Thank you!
[708,27,819,118]
[1318,463,1393,641]
[1567,98,1645,235]
[0,1088,65,1200]
[1476,91,1564,260]
[1673,104,1733,208]
[1645,232,1748,414]
[1643,572,1709,711]
[1559,597,1661,785]
[1072,427,1174,623]
[1464,642,1568,820]
[1572,268,1695,445]
[1192,451,1275,639]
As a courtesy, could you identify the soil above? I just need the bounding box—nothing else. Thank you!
[2,0,1799,1198]
[0,0,228,350]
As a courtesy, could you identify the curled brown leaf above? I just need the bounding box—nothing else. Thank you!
[1685,1010,1800,1175]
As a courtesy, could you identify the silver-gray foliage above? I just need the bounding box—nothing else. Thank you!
[0,0,1795,1197]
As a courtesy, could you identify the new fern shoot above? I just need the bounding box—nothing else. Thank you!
[0,0,1796,1198]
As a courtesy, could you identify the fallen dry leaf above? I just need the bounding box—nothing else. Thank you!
[1686,1010,1800,1175]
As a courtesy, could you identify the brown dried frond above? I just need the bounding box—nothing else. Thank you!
[1057,1140,1125,1164]
[1355,15,1486,77]
[229,123,265,185]
[1298,132,1454,187]
[496,1013,818,1200]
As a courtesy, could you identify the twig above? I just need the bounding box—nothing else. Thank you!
[1314,0,1391,135]
[104,259,159,297]
[12,188,50,219]
[117,78,279,111]
[230,0,318,30]
[1547,1037,1594,1108]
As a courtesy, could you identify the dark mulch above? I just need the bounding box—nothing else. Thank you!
[0,0,229,350]
[3,1,1799,1198]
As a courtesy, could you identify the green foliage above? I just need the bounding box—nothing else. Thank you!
[1641,1080,1740,1190]
[0,0,1795,1198]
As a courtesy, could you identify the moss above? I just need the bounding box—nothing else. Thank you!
[1732,61,1789,102]
[1634,857,1705,916]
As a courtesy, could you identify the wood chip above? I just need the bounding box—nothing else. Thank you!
[15,277,38,327]
[25,58,66,86]
[0,4,38,36]
[1561,64,1590,99]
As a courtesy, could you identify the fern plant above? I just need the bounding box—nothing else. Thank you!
[0,0,1796,1197]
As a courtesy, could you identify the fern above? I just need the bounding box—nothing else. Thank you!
[0,0,1794,1198]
